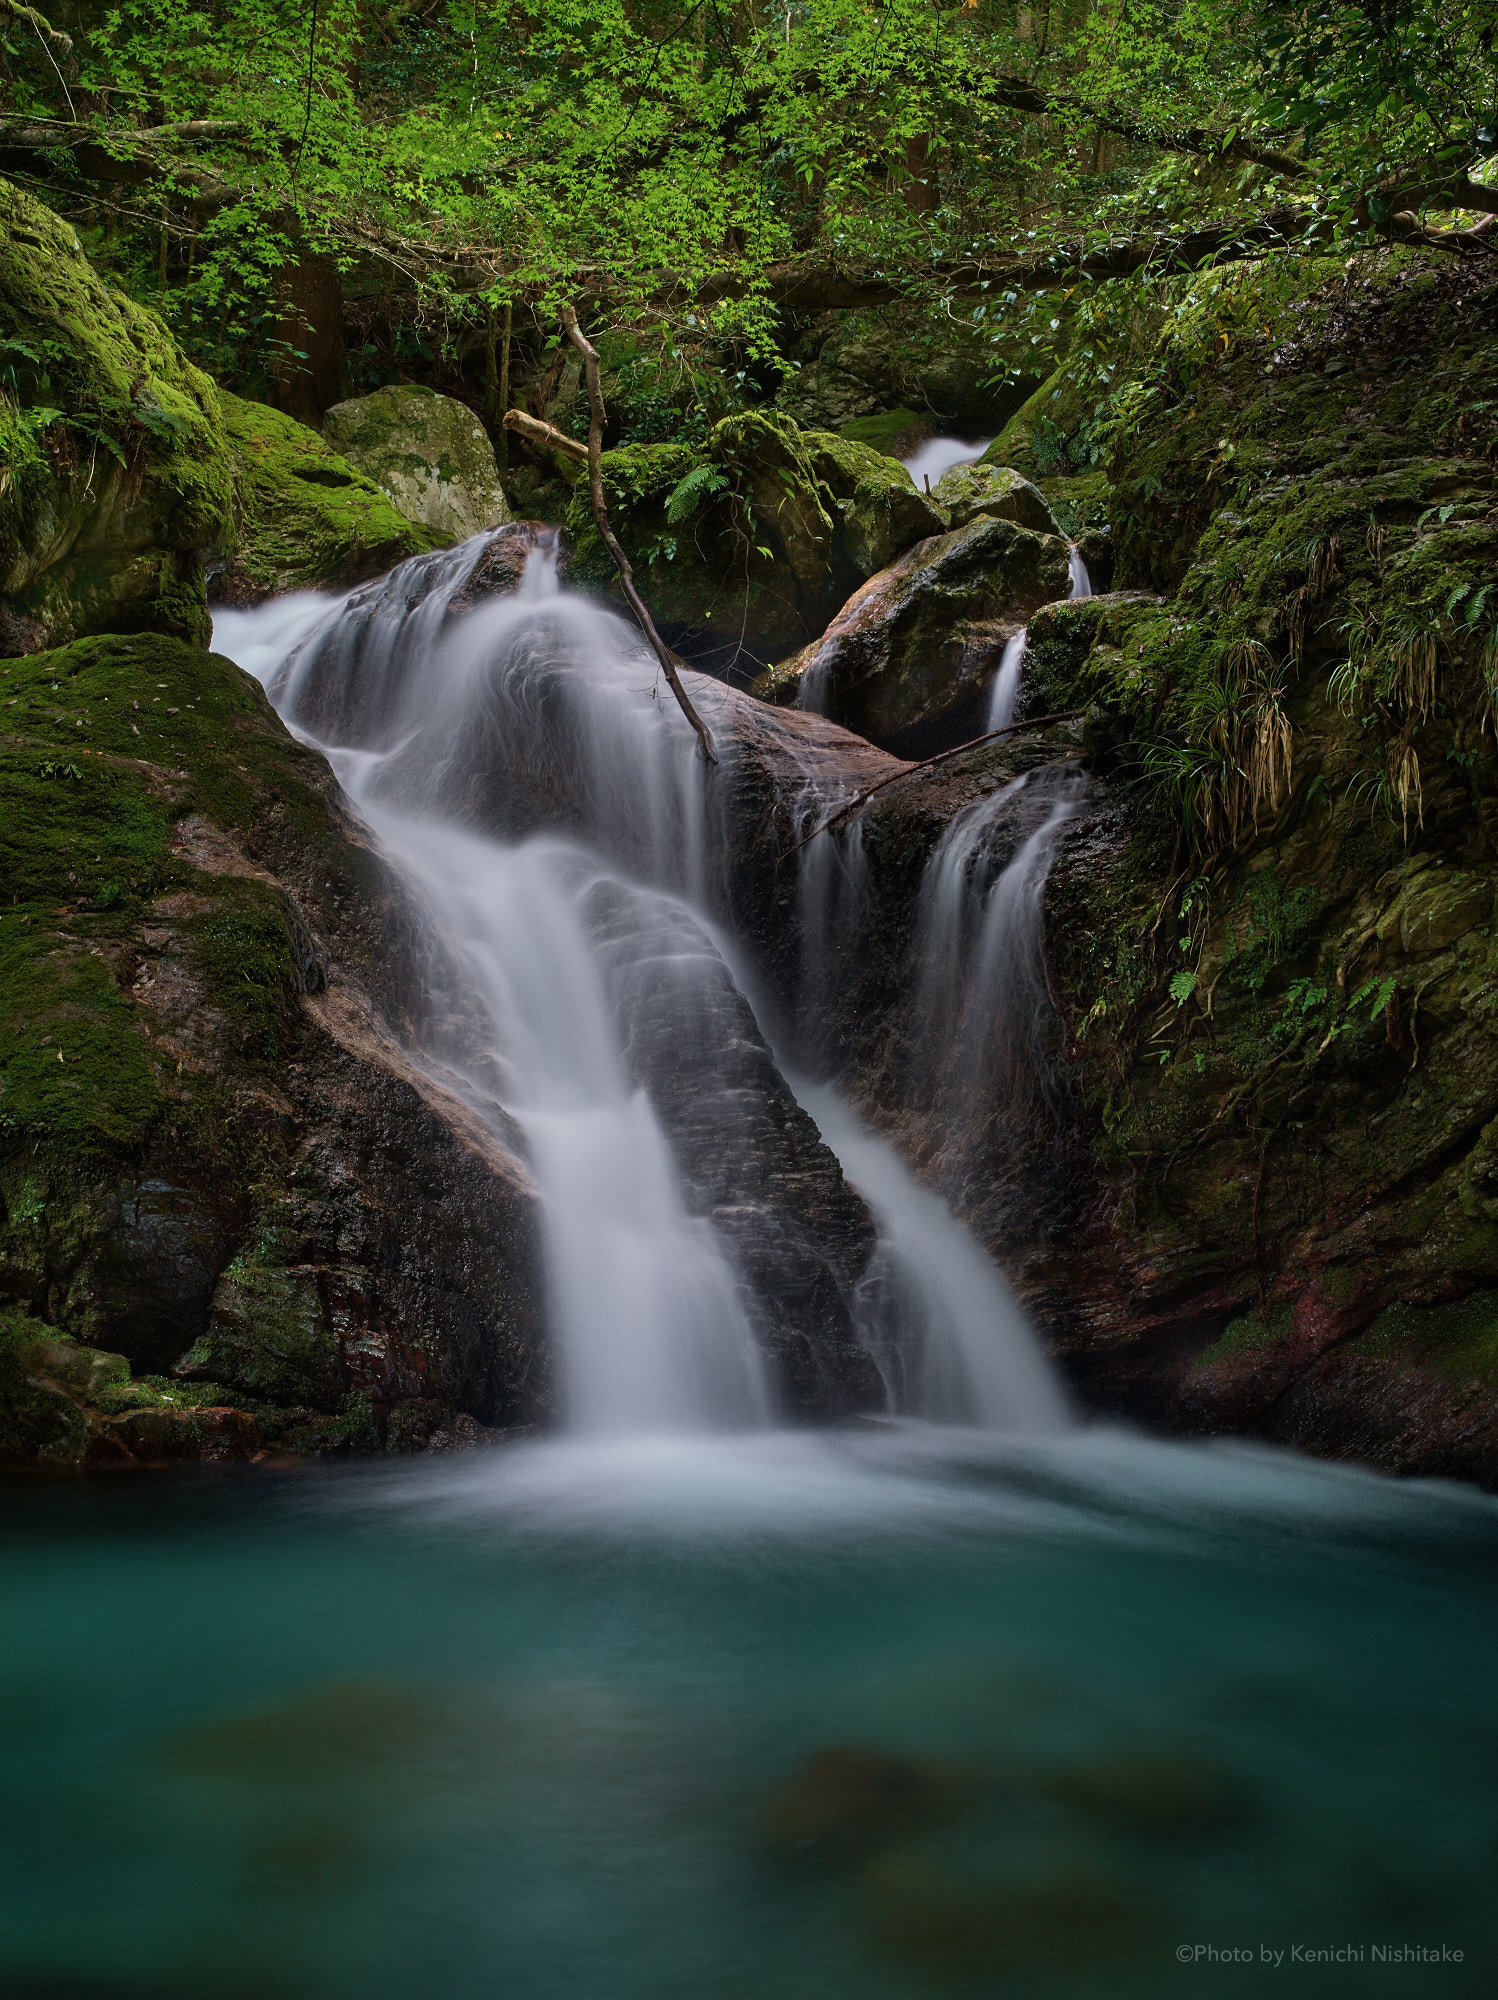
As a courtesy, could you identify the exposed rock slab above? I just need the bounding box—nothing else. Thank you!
[752,516,1072,749]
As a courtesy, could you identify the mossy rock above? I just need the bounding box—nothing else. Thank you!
[0,175,233,652]
[0,627,544,1454]
[929,461,1060,536]
[214,393,450,605]
[980,364,1102,483]
[754,514,1073,748]
[836,408,931,459]
[323,385,511,541]
[565,411,935,678]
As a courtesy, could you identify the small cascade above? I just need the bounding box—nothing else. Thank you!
[801,1085,1069,1430]
[216,526,1073,1439]
[900,435,993,490]
[985,631,1028,733]
[981,543,1092,735]
[907,766,1086,1192]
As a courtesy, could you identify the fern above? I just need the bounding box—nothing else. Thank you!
[664,464,729,525]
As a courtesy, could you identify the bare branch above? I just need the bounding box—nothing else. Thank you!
[502,407,589,462]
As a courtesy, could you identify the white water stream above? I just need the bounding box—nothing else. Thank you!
[214,533,1071,1437]
[984,541,1093,733]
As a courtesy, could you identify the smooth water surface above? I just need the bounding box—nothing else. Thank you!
[3,1432,1494,1999]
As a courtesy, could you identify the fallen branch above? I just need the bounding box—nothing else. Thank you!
[559,303,716,763]
[777,708,1083,864]
[501,406,589,463]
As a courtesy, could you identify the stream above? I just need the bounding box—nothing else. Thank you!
[2,535,1494,1997]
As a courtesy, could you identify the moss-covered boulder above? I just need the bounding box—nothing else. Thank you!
[979,366,1101,483]
[0,629,543,1462]
[0,1307,262,1464]
[213,393,450,605]
[841,461,946,575]
[753,516,1072,750]
[565,412,941,679]
[780,308,1043,437]
[0,176,233,652]
[929,462,1060,537]
[323,385,511,541]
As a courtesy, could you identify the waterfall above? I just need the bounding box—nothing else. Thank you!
[985,630,1028,733]
[799,1085,1070,1430]
[907,765,1086,1193]
[982,542,1092,734]
[214,529,1071,1437]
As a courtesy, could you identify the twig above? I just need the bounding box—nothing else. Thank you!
[776,708,1083,864]
[560,304,716,762]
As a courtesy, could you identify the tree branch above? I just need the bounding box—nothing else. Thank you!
[501,407,589,462]
[1,1,70,53]
[559,304,716,764]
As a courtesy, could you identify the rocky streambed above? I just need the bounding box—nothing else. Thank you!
[4,163,1498,1489]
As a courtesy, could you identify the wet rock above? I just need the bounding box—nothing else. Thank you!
[444,521,560,614]
[0,630,545,1462]
[1043,1751,1247,1837]
[752,516,1072,750]
[758,1745,954,1858]
[859,1846,1153,1981]
[323,385,511,541]
[583,879,885,1418]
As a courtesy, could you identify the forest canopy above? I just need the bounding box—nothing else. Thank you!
[0,0,1494,394]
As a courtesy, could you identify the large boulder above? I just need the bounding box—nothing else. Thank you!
[0,177,233,653]
[323,385,511,540]
[752,516,1072,750]
[213,393,451,605]
[564,413,941,680]
[929,461,1060,537]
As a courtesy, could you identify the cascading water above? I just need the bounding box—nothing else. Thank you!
[983,542,1093,733]
[911,765,1086,1135]
[214,528,1070,1435]
[899,434,992,489]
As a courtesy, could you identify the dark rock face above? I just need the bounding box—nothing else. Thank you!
[751,517,1072,751]
[0,630,544,1465]
[584,879,885,1418]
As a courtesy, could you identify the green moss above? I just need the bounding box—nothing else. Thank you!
[836,408,928,457]
[218,392,449,601]
[0,175,233,648]
[1355,1293,1498,1382]
[1195,1307,1294,1369]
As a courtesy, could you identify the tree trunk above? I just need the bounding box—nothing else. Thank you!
[269,240,344,430]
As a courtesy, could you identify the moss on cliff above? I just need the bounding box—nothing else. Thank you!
[1024,253,1498,1476]
[0,176,232,650]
